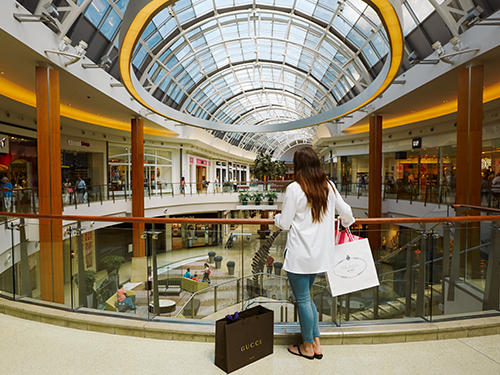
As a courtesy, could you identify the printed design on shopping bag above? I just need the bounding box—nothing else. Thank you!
[241,339,263,352]
[333,254,367,278]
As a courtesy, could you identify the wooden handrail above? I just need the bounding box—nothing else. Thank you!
[452,204,500,214]
[2,212,500,225]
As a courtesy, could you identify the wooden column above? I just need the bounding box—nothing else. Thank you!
[131,117,145,257]
[456,65,483,207]
[457,65,483,279]
[36,67,64,303]
[369,115,382,252]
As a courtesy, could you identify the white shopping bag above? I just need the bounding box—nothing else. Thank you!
[326,233,380,297]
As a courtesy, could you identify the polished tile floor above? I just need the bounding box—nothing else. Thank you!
[1,313,500,375]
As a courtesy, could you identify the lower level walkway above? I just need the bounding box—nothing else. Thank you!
[1,313,500,374]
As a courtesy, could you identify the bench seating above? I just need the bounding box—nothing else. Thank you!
[159,277,209,293]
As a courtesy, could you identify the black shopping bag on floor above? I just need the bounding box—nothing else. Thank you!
[215,305,274,373]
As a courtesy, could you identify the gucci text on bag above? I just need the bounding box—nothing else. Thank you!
[241,339,262,352]
[333,254,367,278]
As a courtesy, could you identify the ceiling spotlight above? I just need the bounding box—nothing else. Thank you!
[432,41,446,56]
[465,6,483,24]
[58,36,72,52]
[44,3,59,18]
[449,36,464,52]
[74,40,88,57]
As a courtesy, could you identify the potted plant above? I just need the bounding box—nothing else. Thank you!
[265,191,278,205]
[251,192,264,205]
[101,255,125,275]
[238,192,251,205]
[75,270,97,308]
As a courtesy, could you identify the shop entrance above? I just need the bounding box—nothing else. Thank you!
[196,166,207,192]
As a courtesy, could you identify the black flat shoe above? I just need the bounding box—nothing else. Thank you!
[314,353,323,360]
[287,344,314,360]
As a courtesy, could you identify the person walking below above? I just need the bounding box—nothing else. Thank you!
[75,175,86,203]
[274,146,355,360]
[266,255,274,276]
[203,263,211,284]
[492,173,500,208]
[180,177,185,194]
[1,177,14,212]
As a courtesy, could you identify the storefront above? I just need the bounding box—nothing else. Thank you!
[108,144,173,194]
[61,135,107,202]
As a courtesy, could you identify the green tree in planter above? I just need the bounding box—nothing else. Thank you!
[274,161,288,179]
[253,152,276,182]
[101,255,125,275]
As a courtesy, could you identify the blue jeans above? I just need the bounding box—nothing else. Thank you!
[287,272,319,343]
[122,297,135,309]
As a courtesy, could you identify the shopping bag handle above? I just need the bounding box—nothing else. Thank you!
[336,219,355,244]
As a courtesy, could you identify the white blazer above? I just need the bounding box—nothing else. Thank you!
[274,181,355,274]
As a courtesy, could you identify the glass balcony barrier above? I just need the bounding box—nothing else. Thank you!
[1,209,499,326]
[8,181,497,215]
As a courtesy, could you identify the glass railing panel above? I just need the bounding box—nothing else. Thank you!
[2,212,499,327]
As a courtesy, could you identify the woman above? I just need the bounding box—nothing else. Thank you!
[203,263,211,284]
[63,178,73,205]
[180,176,185,194]
[274,147,355,360]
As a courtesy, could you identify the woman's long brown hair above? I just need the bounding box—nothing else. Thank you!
[293,147,331,223]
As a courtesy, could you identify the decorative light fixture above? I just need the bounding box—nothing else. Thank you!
[432,41,446,56]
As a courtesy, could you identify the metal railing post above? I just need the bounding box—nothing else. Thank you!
[319,288,323,322]
[448,219,462,302]
[236,279,240,304]
[483,221,500,310]
[405,241,413,317]
[214,285,218,313]
[416,232,427,317]
[442,223,452,306]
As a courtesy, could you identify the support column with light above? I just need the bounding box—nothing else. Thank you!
[457,65,483,279]
[369,115,382,253]
[36,66,64,303]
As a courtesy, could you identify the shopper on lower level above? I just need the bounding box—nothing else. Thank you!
[1,177,13,212]
[274,146,355,360]
[492,173,500,208]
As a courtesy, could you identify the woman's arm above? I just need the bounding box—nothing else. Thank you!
[331,182,355,227]
[274,185,298,230]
